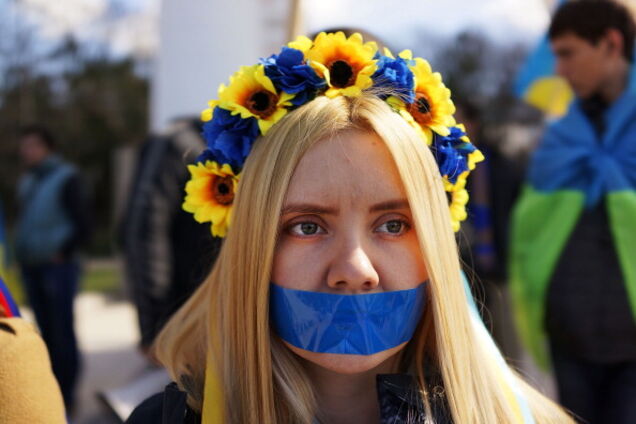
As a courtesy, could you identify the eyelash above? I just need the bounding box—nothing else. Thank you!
[375,219,410,235]
[285,218,410,237]
[287,220,326,237]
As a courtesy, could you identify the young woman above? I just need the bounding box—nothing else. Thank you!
[127,32,574,423]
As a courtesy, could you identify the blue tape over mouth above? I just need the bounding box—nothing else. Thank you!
[269,283,427,355]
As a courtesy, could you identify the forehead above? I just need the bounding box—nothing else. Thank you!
[551,32,597,52]
[284,130,407,205]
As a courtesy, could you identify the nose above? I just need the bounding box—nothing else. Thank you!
[326,241,380,293]
[555,59,567,79]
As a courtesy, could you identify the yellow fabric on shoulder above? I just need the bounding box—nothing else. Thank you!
[0,317,66,424]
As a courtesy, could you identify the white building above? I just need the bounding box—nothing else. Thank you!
[151,0,296,131]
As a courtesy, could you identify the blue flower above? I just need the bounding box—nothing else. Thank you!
[195,149,215,164]
[262,47,326,106]
[432,127,476,184]
[372,54,415,102]
[201,107,260,169]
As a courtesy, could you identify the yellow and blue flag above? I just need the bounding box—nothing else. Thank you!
[514,0,573,117]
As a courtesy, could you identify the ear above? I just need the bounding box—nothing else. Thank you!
[604,28,625,59]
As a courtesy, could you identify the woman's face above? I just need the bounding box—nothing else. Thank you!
[272,130,428,374]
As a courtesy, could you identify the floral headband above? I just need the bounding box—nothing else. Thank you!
[183,32,484,237]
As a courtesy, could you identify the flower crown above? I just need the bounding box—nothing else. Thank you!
[183,32,484,237]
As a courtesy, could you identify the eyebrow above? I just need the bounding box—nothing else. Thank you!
[280,203,339,216]
[280,199,410,216]
[369,199,410,213]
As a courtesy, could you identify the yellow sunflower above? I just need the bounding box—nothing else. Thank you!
[449,123,485,171]
[449,186,469,232]
[406,58,456,139]
[183,161,239,237]
[201,100,219,122]
[305,32,378,98]
[217,64,294,134]
[288,35,313,53]
[386,95,435,145]
[443,176,469,232]
[468,149,485,171]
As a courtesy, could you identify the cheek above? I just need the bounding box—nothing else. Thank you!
[374,236,428,290]
[272,239,326,290]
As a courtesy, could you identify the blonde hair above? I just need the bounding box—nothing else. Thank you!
[154,94,574,423]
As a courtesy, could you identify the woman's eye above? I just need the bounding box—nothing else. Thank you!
[289,222,324,236]
[377,220,407,235]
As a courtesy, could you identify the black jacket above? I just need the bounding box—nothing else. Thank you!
[118,121,221,348]
[126,374,451,424]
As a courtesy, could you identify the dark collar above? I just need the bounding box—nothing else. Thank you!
[580,94,608,138]
[155,373,451,424]
[377,373,450,424]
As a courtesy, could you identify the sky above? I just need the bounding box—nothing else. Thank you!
[3,0,554,58]
[4,0,158,58]
[306,0,551,49]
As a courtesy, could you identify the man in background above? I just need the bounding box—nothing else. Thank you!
[101,119,220,421]
[511,2,636,423]
[119,119,220,357]
[14,125,91,413]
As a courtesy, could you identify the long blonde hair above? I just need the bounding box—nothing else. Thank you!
[154,94,574,423]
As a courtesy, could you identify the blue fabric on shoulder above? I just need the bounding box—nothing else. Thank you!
[528,70,636,207]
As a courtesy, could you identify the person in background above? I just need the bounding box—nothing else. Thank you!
[105,119,220,421]
[14,125,91,413]
[456,101,524,361]
[119,119,221,357]
[511,2,636,423]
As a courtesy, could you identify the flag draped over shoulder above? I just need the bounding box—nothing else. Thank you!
[510,72,636,368]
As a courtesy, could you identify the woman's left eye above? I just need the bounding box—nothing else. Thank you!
[376,220,408,235]
[288,221,326,236]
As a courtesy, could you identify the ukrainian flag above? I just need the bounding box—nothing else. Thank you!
[514,0,573,117]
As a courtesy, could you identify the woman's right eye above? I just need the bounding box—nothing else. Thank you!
[288,221,325,236]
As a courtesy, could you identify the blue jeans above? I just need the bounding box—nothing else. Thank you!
[21,261,81,410]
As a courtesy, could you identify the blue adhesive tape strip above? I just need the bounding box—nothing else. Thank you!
[270,282,427,355]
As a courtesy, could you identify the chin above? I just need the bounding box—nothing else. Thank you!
[574,85,595,100]
[285,342,407,375]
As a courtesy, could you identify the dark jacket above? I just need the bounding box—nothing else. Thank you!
[126,374,452,424]
[15,155,91,265]
[118,120,221,347]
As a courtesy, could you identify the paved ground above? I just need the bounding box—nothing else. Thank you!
[73,294,148,423]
